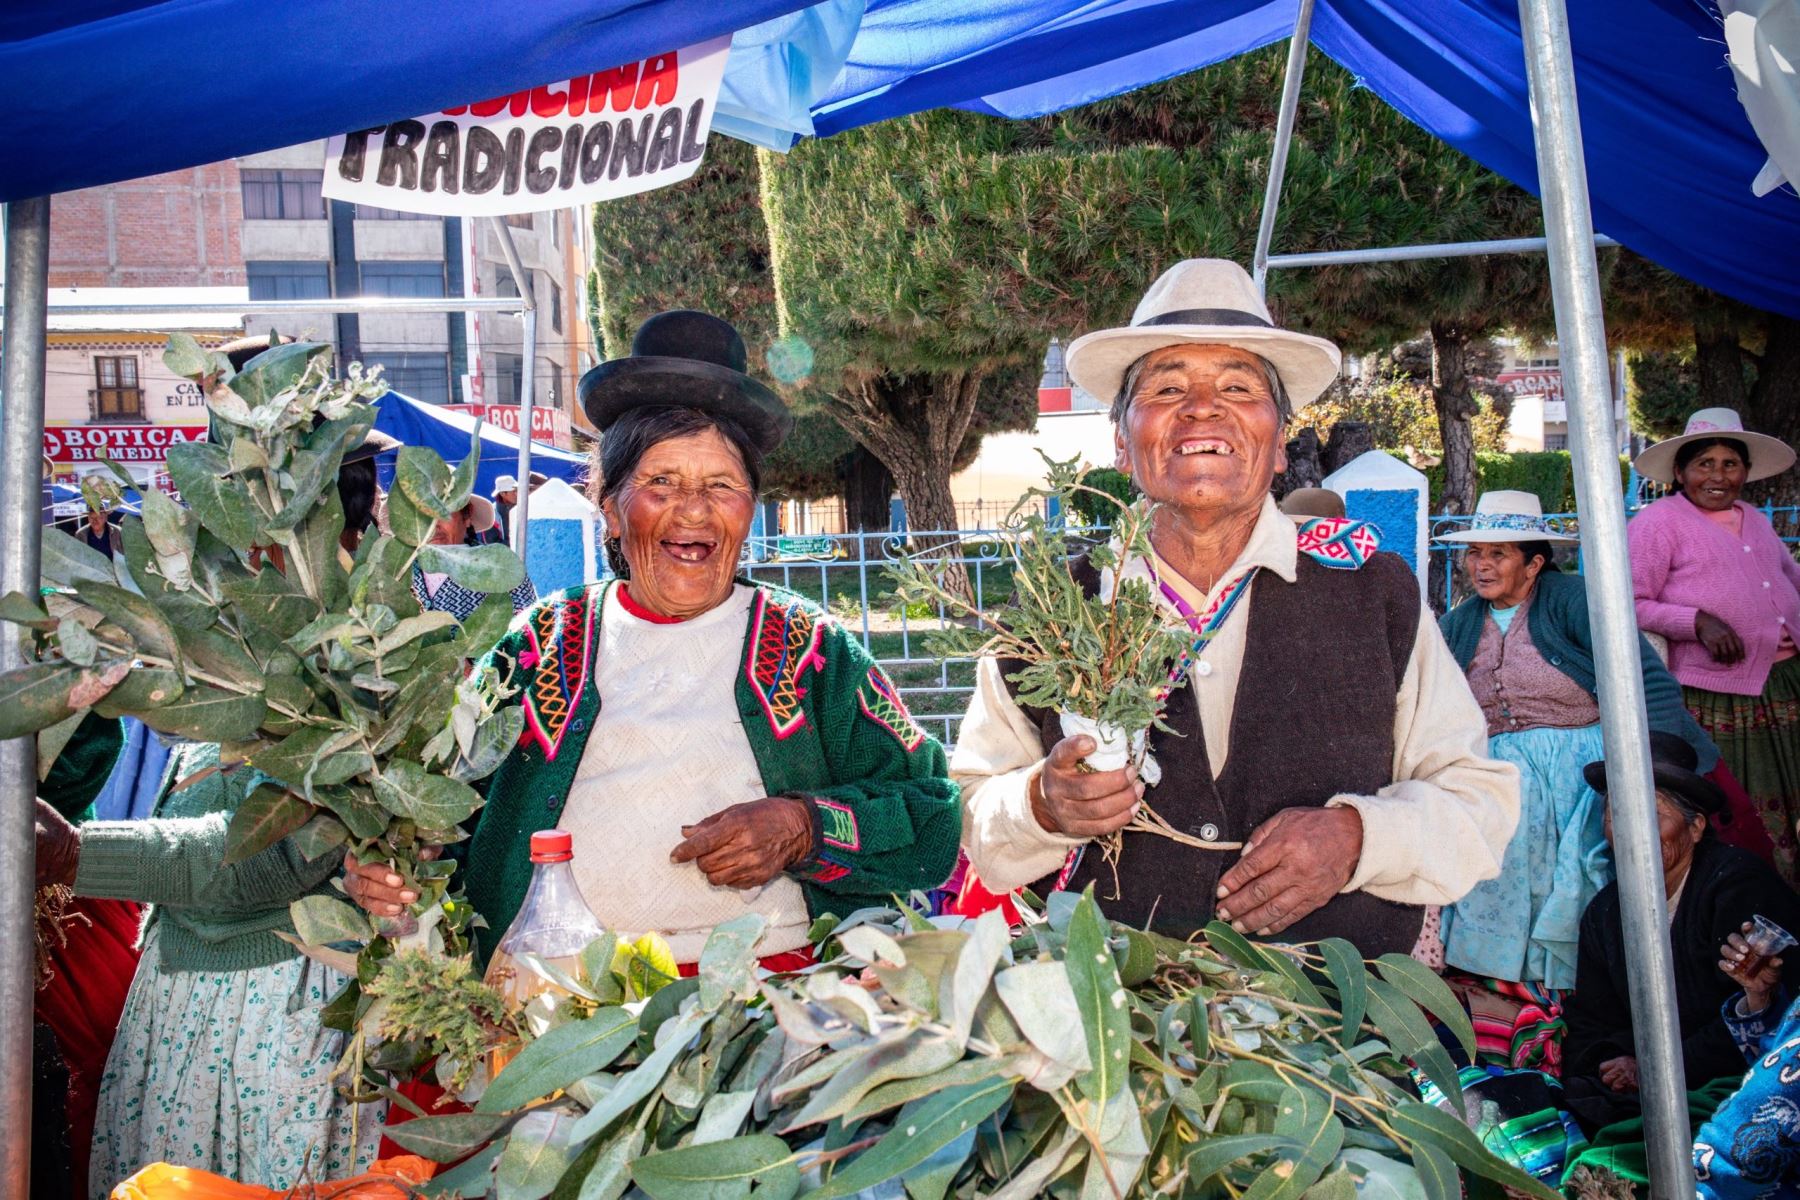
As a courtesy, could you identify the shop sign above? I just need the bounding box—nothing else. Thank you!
[43,424,208,464]
[321,36,730,216]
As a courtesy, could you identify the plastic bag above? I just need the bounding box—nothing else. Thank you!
[110,1156,434,1199]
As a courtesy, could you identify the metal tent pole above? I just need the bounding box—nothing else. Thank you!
[0,195,51,1197]
[1518,2,1694,1195]
[1266,232,1618,270]
[1251,0,1316,294]
[491,217,537,564]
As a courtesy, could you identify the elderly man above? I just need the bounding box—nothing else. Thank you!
[954,259,1519,956]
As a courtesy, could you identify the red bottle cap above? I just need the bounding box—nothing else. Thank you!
[530,830,573,863]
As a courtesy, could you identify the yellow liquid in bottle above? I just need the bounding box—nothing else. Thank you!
[483,951,588,1078]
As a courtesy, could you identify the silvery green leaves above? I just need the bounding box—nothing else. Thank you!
[450,897,1554,1200]
[887,453,1189,741]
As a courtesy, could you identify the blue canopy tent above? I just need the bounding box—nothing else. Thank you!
[370,389,588,498]
[3,0,1788,1191]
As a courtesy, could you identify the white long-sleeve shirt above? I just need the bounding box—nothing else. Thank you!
[952,495,1520,906]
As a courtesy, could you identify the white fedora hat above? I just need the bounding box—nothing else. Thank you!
[1632,408,1796,485]
[492,474,519,494]
[1432,490,1579,545]
[1064,259,1342,408]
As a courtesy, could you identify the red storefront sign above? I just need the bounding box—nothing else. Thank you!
[445,403,573,447]
[1497,369,1563,402]
[43,424,208,464]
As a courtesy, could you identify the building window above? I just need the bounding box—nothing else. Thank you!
[1524,354,1559,368]
[504,213,535,230]
[544,360,561,406]
[354,203,435,221]
[360,261,445,298]
[246,261,330,301]
[1545,433,1569,450]
[549,280,563,333]
[241,168,325,220]
[371,352,451,404]
[93,355,143,420]
[492,353,524,405]
[493,271,520,299]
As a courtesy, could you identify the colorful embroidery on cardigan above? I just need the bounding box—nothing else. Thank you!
[815,799,861,852]
[804,857,851,885]
[1295,517,1382,569]
[745,591,827,740]
[521,588,598,761]
[857,667,926,752]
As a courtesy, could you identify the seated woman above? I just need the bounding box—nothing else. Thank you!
[344,311,962,969]
[1693,920,1800,1199]
[1562,732,1800,1135]
[1436,491,1719,991]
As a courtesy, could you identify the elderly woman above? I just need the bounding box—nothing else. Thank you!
[954,259,1518,956]
[1631,409,1800,885]
[1436,491,1719,990]
[1562,733,1800,1136]
[345,311,960,968]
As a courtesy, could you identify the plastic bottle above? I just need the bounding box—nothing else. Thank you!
[483,830,606,1073]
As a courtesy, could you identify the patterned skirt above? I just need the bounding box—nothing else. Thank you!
[1685,655,1800,889]
[89,926,382,1198]
[1441,723,1613,991]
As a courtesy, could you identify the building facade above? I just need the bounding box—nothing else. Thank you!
[26,145,594,489]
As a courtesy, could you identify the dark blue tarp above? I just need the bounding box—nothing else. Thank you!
[370,391,588,498]
[806,0,1800,320]
[3,0,1796,317]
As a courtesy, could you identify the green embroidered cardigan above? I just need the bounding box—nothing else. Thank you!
[460,580,962,964]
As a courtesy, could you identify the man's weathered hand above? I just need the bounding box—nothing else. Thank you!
[34,798,79,889]
[671,796,816,890]
[1214,806,1363,936]
[1031,736,1144,839]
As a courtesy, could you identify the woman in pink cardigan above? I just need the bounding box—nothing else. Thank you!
[1630,408,1800,885]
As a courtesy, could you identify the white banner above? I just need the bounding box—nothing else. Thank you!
[322,36,730,216]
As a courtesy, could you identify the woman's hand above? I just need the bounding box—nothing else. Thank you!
[34,799,79,889]
[1695,610,1746,665]
[1721,921,1784,1014]
[670,796,815,890]
[1031,736,1143,838]
[1598,1055,1640,1093]
[342,846,440,917]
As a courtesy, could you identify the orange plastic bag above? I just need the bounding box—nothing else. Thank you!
[110,1156,434,1199]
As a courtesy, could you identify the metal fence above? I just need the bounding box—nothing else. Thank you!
[745,500,1800,750]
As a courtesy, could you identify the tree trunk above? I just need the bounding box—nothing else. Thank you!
[1323,421,1376,475]
[1744,312,1800,508]
[839,446,894,533]
[1429,321,1481,617]
[825,371,986,602]
[1275,426,1325,497]
[1692,301,1748,414]
[1429,320,1480,519]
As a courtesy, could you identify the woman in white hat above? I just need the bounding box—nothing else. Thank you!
[1435,492,1718,993]
[1629,409,1800,886]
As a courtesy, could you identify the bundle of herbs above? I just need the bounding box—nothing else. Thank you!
[389,890,1554,1200]
[0,334,528,1090]
[888,455,1237,869]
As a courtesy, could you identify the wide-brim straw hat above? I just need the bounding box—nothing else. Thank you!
[1432,489,1579,545]
[1064,259,1342,408]
[579,310,792,454]
[463,493,497,534]
[1633,407,1796,485]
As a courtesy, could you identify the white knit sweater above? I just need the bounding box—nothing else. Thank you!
[560,584,811,962]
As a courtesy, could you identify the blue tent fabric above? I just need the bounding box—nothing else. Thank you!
[93,718,169,823]
[370,391,589,498]
[2,0,1796,319]
[0,1,812,203]
[802,0,1800,320]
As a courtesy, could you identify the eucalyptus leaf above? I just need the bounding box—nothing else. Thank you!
[992,962,1089,1074]
[1064,890,1130,1102]
[575,1129,644,1200]
[0,663,81,739]
[426,1142,500,1198]
[802,1076,1012,1200]
[1375,955,1477,1061]
[418,541,526,594]
[569,1011,707,1143]
[1388,1102,1558,1199]
[632,1134,799,1200]
[479,1008,638,1114]
[40,527,115,586]
[1320,939,1368,1042]
[496,1113,578,1200]
[290,894,374,947]
[221,784,313,865]
[385,1111,518,1162]
[700,914,769,1011]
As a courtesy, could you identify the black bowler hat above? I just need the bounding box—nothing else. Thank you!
[579,310,792,453]
[1583,731,1727,819]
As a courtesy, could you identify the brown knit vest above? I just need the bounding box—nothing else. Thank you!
[1008,550,1426,957]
